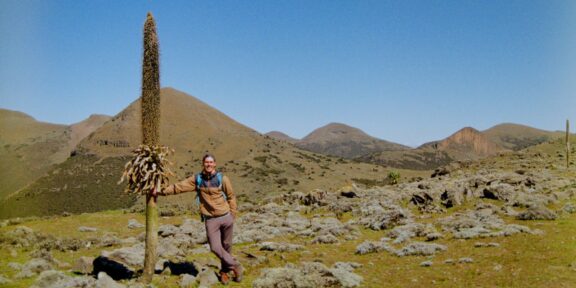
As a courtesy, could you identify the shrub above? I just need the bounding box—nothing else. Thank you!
[387,171,401,185]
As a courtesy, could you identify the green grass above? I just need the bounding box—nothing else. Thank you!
[3,200,575,287]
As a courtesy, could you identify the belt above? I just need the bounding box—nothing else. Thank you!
[202,212,229,220]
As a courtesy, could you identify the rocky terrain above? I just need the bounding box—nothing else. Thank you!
[0,137,574,287]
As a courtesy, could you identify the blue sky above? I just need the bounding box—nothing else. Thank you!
[1,0,574,147]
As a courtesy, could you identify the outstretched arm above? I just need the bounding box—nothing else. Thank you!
[157,175,197,196]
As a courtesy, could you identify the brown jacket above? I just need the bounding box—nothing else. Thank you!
[161,172,237,218]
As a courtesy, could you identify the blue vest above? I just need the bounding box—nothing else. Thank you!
[195,172,226,205]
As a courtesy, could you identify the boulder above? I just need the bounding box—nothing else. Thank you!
[72,256,94,275]
[516,207,558,220]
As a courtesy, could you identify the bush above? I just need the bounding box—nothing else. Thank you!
[387,171,401,185]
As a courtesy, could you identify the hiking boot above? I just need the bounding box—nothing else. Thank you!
[219,271,230,285]
[231,265,243,282]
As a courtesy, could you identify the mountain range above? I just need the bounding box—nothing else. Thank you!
[0,88,388,219]
[0,87,564,218]
[268,122,561,170]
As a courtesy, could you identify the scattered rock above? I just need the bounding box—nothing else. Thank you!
[16,258,53,278]
[180,273,197,288]
[260,242,305,252]
[253,262,363,288]
[195,267,219,288]
[394,242,447,257]
[127,219,144,229]
[516,207,558,220]
[78,226,97,232]
[101,244,144,269]
[72,256,94,275]
[311,234,339,244]
[0,274,12,285]
[31,270,95,288]
[420,261,433,267]
[474,242,500,248]
[458,257,474,263]
[562,203,576,214]
[97,271,126,288]
[355,240,390,255]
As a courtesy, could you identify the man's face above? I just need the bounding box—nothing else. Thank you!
[203,157,216,174]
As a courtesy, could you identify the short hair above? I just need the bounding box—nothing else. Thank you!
[202,154,216,162]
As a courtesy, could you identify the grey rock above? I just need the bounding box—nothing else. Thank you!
[16,258,53,278]
[355,241,392,255]
[420,261,433,267]
[474,242,500,248]
[127,219,144,229]
[72,256,94,275]
[97,271,126,288]
[8,262,22,271]
[260,242,305,252]
[563,203,576,213]
[158,224,180,237]
[101,244,144,268]
[180,274,197,288]
[333,262,362,272]
[331,265,363,287]
[284,211,311,231]
[0,274,12,285]
[196,267,218,288]
[311,234,339,244]
[99,234,122,247]
[516,207,558,220]
[79,226,98,232]
[458,257,474,263]
[5,226,39,247]
[252,262,363,288]
[31,270,96,288]
[394,242,447,257]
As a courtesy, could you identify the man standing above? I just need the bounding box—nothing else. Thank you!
[155,154,242,284]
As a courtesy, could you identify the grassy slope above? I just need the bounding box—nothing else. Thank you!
[1,137,575,287]
[0,88,409,219]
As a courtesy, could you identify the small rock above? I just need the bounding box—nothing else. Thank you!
[0,274,12,285]
[180,273,197,287]
[420,261,433,267]
[458,257,474,264]
[78,226,97,232]
[97,272,126,288]
[128,219,144,229]
[196,267,218,288]
[516,207,557,220]
[311,234,339,244]
[562,203,576,214]
[72,256,94,275]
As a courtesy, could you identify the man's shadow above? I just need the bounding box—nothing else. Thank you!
[161,260,199,276]
[91,257,199,281]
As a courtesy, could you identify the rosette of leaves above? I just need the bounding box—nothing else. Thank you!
[119,144,174,195]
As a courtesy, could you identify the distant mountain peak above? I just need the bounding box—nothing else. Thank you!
[297,122,409,159]
[265,131,298,143]
[430,126,507,158]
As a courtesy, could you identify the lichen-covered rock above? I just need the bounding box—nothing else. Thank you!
[393,242,447,257]
[516,207,558,220]
[259,242,305,252]
[31,270,96,288]
[252,262,362,288]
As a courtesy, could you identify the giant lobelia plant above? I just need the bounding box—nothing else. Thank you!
[119,12,173,283]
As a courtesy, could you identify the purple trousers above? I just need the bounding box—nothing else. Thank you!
[205,213,237,272]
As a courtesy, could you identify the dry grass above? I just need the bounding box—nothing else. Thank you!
[1,198,575,288]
